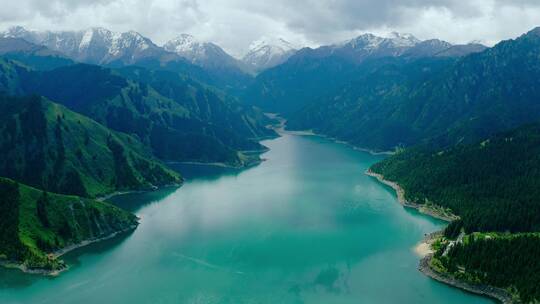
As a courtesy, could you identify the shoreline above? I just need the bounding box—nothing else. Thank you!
[165,147,270,171]
[419,254,513,304]
[167,159,266,169]
[4,182,179,276]
[365,170,458,222]
[53,224,138,258]
[264,113,394,156]
[284,127,395,156]
[96,183,182,202]
[365,169,513,304]
[0,225,138,276]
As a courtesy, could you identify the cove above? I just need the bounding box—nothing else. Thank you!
[0,133,494,304]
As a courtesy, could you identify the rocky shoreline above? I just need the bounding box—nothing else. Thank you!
[96,183,182,202]
[419,254,514,304]
[266,113,395,156]
[365,170,458,222]
[0,224,138,276]
[366,169,515,304]
[53,224,139,258]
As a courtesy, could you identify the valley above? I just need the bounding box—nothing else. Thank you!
[0,18,539,304]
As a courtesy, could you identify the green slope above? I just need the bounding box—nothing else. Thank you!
[0,58,274,165]
[435,232,540,303]
[371,123,540,233]
[370,124,540,302]
[0,94,181,198]
[0,37,74,71]
[243,54,362,115]
[0,177,138,271]
[287,27,540,151]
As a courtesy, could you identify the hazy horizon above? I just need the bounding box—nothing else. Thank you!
[1,0,539,57]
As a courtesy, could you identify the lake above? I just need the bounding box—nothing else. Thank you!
[0,133,494,304]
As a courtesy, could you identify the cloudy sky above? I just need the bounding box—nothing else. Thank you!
[1,0,539,57]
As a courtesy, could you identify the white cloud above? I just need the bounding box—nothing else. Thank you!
[0,0,539,57]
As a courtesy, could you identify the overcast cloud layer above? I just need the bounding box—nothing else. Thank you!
[1,0,539,57]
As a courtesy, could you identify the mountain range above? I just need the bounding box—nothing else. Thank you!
[1,26,166,66]
[0,27,278,270]
[242,32,486,114]
[240,27,540,302]
[2,23,540,301]
[285,27,540,151]
[0,26,302,94]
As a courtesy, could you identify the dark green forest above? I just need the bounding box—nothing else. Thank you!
[0,177,138,270]
[371,124,540,302]
[371,123,540,233]
[284,28,540,152]
[0,94,181,198]
[436,234,540,303]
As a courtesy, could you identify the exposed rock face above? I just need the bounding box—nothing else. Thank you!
[1,26,168,65]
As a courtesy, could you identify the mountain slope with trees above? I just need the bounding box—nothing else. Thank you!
[0,94,181,198]
[0,59,275,166]
[0,177,138,272]
[370,123,540,302]
[287,27,540,152]
[243,33,485,115]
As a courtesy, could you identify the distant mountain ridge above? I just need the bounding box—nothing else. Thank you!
[287,27,540,151]
[1,26,167,66]
[0,27,252,94]
[294,32,485,63]
[243,31,487,114]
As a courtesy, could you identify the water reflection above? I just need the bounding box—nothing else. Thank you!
[0,134,495,304]
[105,186,179,212]
[61,230,135,270]
[167,163,243,181]
[0,267,37,290]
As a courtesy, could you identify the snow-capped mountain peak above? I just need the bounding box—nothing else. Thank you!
[0,26,163,65]
[163,34,202,54]
[163,34,248,73]
[338,32,420,50]
[386,32,420,46]
[243,37,299,72]
[341,33,383,49]
[247,37,297,54]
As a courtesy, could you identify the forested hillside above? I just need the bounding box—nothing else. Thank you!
[0,94,181,198]
[371,123,540,302]
[371,123,540,233]
[435,233,540,303]
[0,59,275,166]
[287,27,540,151]
[0,177,138,271]
[0,29,278,276]
[0,37,73,71]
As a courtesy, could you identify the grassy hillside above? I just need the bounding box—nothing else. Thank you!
[0,59,274,165]
[0,94,181,198]
[0,177,138,271]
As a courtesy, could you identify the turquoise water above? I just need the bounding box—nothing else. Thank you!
[0,133,493,304]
